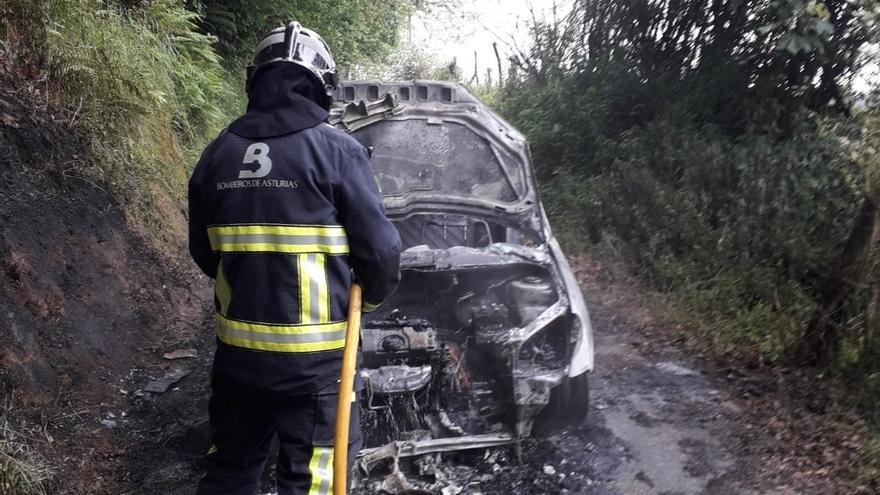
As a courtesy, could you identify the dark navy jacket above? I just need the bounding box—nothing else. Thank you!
[188,64,401,394]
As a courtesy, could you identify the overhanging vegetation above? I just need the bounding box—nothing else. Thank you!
[497,0,880,432]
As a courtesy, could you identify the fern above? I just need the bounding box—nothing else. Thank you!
[10,0,237,230]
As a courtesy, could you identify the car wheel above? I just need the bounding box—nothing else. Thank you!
[535,372,590,433]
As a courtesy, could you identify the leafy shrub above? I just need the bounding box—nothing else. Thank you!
[196,0,413,70]
[8,0,236,230]
[48,0,235,184]
[6,0,414,230]
[503,74,865,361]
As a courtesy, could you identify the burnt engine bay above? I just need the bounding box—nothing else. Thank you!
[359,264,569,451]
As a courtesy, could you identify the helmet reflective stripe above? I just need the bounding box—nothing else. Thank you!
[246,21,338,98]
[254,32,285,54]
[286,22,298,60]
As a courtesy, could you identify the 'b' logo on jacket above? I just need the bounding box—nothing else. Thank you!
[239,143,273,179]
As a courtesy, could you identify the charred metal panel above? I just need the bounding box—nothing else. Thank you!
[362,365,432,394]
[393,214,494,250]
[327,80,595,460]
[361,319,438,359]
[335,80,477,105]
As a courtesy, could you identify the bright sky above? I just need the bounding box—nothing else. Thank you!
[854,44,879,95]
[407,0,571,83]
[407,1,876,96]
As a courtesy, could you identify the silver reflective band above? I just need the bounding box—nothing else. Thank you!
[218,325,345,344]
[215,234,348,247]
[308,446,334,495]
[216,314,346,353]
[207,224,349,255]
[298,253,330,324]
[254,32,285,54]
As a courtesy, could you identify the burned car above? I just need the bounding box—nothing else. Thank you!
[330,81,594,459]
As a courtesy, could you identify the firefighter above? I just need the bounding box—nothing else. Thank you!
[188,21,401,495]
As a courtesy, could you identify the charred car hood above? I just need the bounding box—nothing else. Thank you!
[400,243,551,270]
[329,88,545,236]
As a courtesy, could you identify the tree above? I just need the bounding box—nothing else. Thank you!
[499,0,879,374]
[509,0,876,115]
[798,110,880,367]
[193,0,413,69]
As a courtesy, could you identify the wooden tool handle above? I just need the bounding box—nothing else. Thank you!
[333,283,362,495]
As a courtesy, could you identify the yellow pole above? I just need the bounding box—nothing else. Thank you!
[333,283,362,495]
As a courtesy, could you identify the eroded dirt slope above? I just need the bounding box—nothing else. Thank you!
[0,92,212,493]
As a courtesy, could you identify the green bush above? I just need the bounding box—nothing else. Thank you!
[503,74,865,361]
[196,0,413,70]
[42,0,235,201]
[3,0,238,236]
[5,0,414,228]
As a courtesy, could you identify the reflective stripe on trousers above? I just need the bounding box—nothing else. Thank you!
[196,376,362,495]
[307,446,334,495]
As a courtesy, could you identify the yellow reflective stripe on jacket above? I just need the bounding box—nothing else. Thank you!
[298,253,329,324]
[207,224,349,254]
[215,261,232,316]
[307,446,334,495]
[216,314,346,353]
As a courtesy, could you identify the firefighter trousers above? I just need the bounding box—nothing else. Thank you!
[196,374,362,495]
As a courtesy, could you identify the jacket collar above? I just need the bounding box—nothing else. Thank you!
[229,64,329,139]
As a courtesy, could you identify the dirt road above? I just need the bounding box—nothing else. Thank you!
[122,268,749,495]
[345,267,758,495]
[474,275,748,495]
[55,260,864,494]
[463,260,865,495]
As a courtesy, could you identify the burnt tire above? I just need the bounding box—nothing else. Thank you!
[534,372,590,434]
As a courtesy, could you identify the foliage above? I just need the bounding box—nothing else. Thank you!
[520,88,863,359]
[349,43,459,81]
[194,0,413,70]
[500,0,879,367]
[510,0,875,113]
[500,12,880,488]
[43,0,234,139]
[4,0,414,233]
[0,410,52,495]
[5,0,236,233]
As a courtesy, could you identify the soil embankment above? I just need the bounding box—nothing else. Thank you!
[0,91,212,493]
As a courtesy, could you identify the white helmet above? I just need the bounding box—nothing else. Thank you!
[246,21,339,99]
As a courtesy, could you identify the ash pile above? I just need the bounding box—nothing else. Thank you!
[352,444,513,494]
[349,437,592,495]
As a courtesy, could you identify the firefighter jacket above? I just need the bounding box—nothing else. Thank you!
[188,64,401,394]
